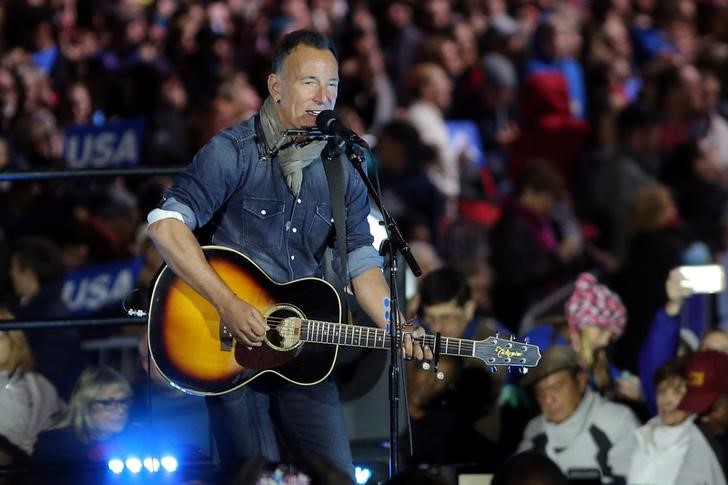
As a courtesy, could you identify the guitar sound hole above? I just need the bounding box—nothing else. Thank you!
[264,307,303,351]
[267,328,284,347]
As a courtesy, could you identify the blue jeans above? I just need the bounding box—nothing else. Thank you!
[206,376,354,477]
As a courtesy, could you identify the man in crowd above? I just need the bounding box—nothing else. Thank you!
[7,236,84,399]
[678,350,728,478]
[518,345,639,483]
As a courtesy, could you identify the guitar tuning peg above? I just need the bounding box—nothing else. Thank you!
[495,332,500,339]
[524,336,530,344]
[435,371,445,381]
[519,367,529,375]
[510,334,515,341]
[490,366,497,373]
[421,361,431,371]
[507,366,512,373]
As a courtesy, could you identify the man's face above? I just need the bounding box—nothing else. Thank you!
[8,255,32,297]
[427,65,452,111]
[267,45,339,129]
[657,376,689,426]
[533,369,586,424]
[422,300,472,338]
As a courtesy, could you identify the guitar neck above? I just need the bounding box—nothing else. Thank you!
[300,320,477,359]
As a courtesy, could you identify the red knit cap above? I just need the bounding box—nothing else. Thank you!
[565,273,627,339]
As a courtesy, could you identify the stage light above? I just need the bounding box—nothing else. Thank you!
[125,456,143,474]
[354,466,372,484]
[143,457,161,472]
[108,458,124,474]
[160,455,178,472]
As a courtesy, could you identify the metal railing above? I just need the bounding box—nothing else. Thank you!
[0,166,183,181]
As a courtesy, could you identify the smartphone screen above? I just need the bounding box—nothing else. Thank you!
[678,265,726,294]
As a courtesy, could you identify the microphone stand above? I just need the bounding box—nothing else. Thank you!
[341,143,421,479]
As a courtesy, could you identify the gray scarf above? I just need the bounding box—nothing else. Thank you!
[258,96,326,195]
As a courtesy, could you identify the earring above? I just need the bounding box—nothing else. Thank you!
[276,98,281,104]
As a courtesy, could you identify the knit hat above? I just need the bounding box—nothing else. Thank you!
[565,273,627,348]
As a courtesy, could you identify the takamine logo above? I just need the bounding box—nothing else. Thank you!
[495,346,523,359]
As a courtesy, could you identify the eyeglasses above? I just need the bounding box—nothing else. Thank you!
[91,397,132,411]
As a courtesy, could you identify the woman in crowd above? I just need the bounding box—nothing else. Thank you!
[564,272,645,409]
[30,365,135,465]
[0,311,64,471]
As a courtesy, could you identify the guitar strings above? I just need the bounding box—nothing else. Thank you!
[244,318,480,353]
[229,317,529,362]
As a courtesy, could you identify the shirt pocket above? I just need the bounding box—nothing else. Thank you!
[308,201,334,255]
[242,197,285,250]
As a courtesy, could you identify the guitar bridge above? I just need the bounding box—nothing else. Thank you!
[220,324,233,351]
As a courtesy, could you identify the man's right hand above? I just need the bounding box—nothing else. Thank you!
[217,296,269,347]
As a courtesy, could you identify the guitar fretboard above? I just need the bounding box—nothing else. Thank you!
[300,320,477,358]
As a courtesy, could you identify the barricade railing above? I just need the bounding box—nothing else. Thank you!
[0,166,183,181]
[0,316,145,330]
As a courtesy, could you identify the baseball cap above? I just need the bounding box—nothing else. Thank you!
[520,345,581,388]
[679,350,728,414]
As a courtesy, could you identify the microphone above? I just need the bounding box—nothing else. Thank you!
[316,110,369,149]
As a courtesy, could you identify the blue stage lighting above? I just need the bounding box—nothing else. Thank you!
[125,456,143,474]
[160,455,178,472]
[108,458,124,474]
[143,457,161,472]
[354,466,372,484]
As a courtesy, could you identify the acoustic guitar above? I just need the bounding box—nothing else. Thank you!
[147,246,541,396]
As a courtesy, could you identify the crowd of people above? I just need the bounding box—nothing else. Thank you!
[0,0,728,483]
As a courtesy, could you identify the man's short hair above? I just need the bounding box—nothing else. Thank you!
[418,267,471,310]
[512,159,564,198]
[12,236,65,286]
[653,357,686,387]
[616,102,659,141]
[271,29,338,74]
[492,451,568,485]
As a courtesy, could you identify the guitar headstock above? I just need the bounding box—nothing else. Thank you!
[475,335,541,370]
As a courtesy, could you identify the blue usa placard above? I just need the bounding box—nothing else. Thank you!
[61,257,144,316]
[63,118,145,168]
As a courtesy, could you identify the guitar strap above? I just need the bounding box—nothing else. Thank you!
[253,114,271,160]
[321,143,355,322]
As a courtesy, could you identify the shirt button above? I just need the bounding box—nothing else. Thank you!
[291,255,295,260]
[297,198,302,204]
[261,209,267,215]
[292,228,297,233]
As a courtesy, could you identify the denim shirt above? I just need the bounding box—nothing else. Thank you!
[159,116,382,284]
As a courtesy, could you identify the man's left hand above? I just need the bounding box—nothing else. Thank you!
[401,326,434,361]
